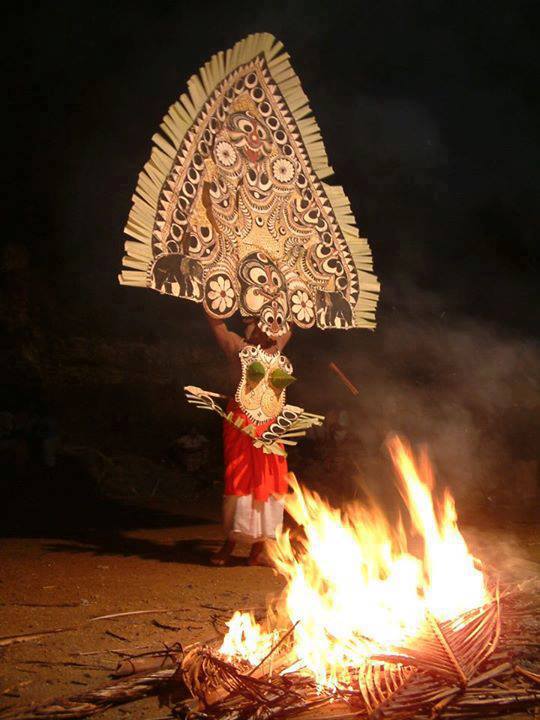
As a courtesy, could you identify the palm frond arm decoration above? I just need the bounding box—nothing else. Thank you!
[184,387,324,457]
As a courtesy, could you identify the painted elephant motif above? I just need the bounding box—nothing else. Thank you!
[151,254,203,300]
[316,289,354,329]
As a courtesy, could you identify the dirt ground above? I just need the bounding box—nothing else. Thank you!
[0,507,538,720]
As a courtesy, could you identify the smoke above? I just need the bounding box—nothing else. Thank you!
[291,291,539,522]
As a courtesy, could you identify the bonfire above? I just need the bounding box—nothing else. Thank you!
[4,436,538,720]
[180,436,539,719]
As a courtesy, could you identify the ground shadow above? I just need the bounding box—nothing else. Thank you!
[1,492,213,535]
[0,461,227,566]
[43,535,248,567]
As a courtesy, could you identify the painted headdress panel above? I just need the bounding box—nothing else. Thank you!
[120,33,379,336]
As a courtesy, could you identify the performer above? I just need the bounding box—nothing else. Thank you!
[119,33,380,565]
[206,315,292,566]
[185,315,324,565]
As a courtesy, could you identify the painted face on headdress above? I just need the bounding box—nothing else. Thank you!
[226,110,273,163]
[238,253,290,337]
[235,345,295,424]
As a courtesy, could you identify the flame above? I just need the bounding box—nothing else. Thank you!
[219,436,490,687]
[388,437,488,621]
[219,610,278,666]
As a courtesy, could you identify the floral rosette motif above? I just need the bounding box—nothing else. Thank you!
[203,272,238,317]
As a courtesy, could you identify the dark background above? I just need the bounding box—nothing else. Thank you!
[3,0,539,531]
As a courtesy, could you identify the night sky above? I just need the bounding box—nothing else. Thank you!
[3,1,539,516]
[10,0,539,336]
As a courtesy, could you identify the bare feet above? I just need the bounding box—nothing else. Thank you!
[210,539,235,566]
[248,541,274,567]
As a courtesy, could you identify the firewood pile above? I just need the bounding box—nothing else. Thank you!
[1,580,538,720]
[175,580,539,720]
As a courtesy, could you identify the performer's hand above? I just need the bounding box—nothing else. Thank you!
[204,313,244,357]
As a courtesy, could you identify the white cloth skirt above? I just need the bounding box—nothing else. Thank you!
[223,494,285,543]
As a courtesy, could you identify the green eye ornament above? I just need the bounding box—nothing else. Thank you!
[269,368,296,390]
[246,361,266,384]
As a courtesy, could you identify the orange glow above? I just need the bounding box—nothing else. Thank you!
[219,436,490,687]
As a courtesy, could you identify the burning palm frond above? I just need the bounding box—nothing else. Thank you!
[173,581,539,720]
[172,441,538,720]
[375,591,500,686]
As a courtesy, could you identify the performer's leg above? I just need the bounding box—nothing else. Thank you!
[210,538,236,566]
[248,540,273,566]
[210,495,238,566]
[247,494,285,566]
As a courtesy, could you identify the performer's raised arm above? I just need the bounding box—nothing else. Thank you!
[275,329,292,351]
[205,314,244,359]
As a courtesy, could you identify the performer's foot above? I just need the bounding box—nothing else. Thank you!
[248,541,274,567]
[210,540,235,566]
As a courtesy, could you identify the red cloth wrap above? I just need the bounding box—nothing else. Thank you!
[223,399,289,502]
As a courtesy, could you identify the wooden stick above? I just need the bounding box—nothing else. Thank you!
[112,652,179,678]
[89,609,171,622]
[247,621,300,676]
[0,628,74,647]
[0,667,178,720]
[329,362,359,396]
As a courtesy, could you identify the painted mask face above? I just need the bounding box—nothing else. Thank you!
[226,110,273,163]
[238,252,290,337]
[235,345,295,424]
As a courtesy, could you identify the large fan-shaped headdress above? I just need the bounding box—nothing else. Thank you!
[119,33,379,336]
